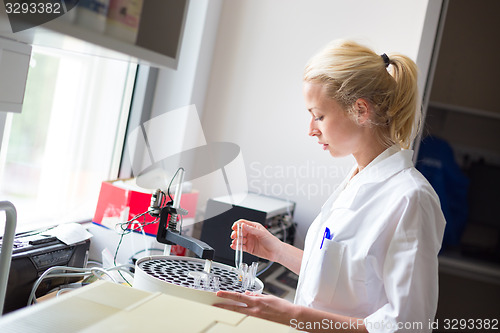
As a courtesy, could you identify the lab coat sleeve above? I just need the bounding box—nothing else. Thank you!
[364,187,445,333]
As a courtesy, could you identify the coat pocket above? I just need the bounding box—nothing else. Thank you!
[301,239,346,306]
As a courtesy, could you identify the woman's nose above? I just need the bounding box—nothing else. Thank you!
[309,119,320,136]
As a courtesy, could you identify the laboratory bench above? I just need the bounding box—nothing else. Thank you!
[0,280,297,333]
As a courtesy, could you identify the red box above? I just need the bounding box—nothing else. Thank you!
[93,180,199,237]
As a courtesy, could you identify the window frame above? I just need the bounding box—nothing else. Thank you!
[0,49,148,231]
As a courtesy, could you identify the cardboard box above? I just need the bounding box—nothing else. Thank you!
[93,179,199,238]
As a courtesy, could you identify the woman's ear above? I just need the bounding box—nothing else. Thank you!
[354,98,371,125]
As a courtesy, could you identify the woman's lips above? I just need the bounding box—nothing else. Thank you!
[319,142,328,150]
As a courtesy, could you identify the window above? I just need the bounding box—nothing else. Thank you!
[0,46,137,232]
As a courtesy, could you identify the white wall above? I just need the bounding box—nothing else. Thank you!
[194,0,438,248]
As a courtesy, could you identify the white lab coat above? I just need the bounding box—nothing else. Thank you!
[294,146,446,333]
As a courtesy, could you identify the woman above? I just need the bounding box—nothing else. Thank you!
[215,40,446,333]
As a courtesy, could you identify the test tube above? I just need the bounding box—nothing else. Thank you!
[235,223,243,270]
[201,274,210,291]
[193,275,201,289]
[238,262,248,283]
[250,262,258,288]
[242,263,251,290]
[212,276,220,292]
[242,274,250,291]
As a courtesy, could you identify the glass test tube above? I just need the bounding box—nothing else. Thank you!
[250,261,258,288]
[212,276,220,291]
[193,275,201,289]
[201,274,210,290]
[239,262,248,284]
[235,223,243,270]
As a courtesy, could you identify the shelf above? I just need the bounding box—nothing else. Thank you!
[1,19,133,63]
[439,251,500,286]
[429,0,500,116]
[0,0,188,69]
[429,101,500,121]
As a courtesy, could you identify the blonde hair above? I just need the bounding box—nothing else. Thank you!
[303,40,420,149]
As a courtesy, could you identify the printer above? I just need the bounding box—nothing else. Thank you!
[0,231,90,314]
[200,193,295,266]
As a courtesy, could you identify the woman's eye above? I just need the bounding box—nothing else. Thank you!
[314,116,324,121]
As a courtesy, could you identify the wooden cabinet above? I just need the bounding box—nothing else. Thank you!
[0,0,189,69]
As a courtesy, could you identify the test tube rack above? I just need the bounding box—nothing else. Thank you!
[133,255,263,305]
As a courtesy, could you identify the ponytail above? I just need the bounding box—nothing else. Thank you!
[304,40,420,149]
[386,54,420,149]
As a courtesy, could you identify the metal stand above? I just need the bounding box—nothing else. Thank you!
[154,169,214,261]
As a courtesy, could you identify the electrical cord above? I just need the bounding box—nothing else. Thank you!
[56,288,75,297]
[90,267,118,283]
[113,212,159,286]
[87,260,103,267]
[107,264,135,276]
[28,266,93,306]
[256,260,274,277]
[24,171,188,307]
[113,167,186,266]
[167,167,185,202]
[115,211,149,235]
[27,264,136,306]
[112,167,185,284]
[4,225,58,240]
[45,283,83,299]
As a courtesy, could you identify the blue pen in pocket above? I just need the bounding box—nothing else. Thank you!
[320,227,334,249]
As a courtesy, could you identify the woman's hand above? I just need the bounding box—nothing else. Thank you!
[231,219,283,263]
[216,291,368,332]
[214,290,297,326]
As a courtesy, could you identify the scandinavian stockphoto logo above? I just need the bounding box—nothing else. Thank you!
[127,105,249,218]
[3,0,79,33]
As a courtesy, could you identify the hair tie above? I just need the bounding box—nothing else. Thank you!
[380,53,390,68]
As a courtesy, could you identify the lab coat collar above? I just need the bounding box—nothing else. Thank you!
[320,146,414,220]
[349,145,413,187]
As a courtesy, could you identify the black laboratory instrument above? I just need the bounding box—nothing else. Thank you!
[148,169,215,261]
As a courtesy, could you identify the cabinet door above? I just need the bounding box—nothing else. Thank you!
[0,37,31,113]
